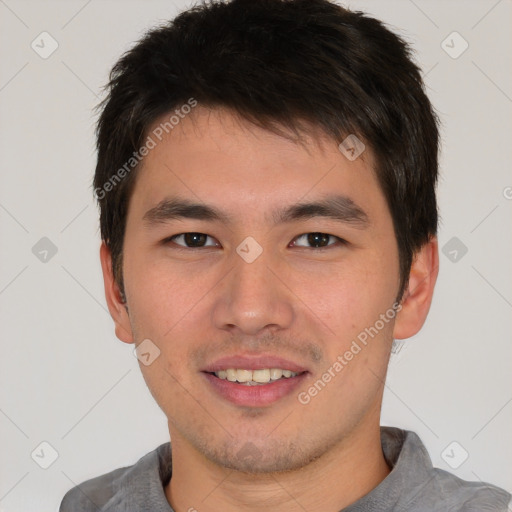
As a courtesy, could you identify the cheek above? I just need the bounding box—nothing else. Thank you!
[124,261,201,407]
[122,253,214,389]
[123,249,210,338]
[293,250,398,346]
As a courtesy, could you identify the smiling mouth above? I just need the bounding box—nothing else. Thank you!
[207,368,305,386]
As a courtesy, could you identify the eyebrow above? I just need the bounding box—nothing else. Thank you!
[273,195,369,227]
[143,194,369,229]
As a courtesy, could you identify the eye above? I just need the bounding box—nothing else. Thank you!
[291,232,345,249]
[166,232,219,248]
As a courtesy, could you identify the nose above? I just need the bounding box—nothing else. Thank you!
[211,248,295,336]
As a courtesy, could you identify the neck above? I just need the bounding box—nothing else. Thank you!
[165,421,390,512]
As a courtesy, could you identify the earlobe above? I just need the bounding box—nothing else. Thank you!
[393,237,439,340]
[99,242,134,344]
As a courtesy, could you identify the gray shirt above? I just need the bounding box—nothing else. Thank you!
[60,426,511,511]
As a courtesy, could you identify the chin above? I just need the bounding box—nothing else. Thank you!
[201,438,320,474]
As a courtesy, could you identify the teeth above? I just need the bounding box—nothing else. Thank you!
[213,368,299,384]
[236,369,252,383]
[252,369,270,383]
[269,368,283,380]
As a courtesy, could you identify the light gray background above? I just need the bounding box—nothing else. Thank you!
[0,0,511,510]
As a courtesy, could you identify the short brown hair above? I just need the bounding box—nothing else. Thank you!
[93,0,440,301]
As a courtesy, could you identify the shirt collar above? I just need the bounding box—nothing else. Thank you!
[110,426,432,511]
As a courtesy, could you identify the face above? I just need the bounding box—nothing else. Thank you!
[104,106,414,473]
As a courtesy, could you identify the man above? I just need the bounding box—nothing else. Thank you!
[60,0,511,510]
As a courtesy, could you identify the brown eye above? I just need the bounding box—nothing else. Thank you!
[168,233,218,248]
[307,233,331,247]
[292,232,342,248]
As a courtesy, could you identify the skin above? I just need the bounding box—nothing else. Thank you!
[101,106,438,512]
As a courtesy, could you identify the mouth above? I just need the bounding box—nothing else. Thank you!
[201,355,309,407]
[208,368,303,385]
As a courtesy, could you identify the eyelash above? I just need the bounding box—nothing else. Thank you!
[164,232,347,250]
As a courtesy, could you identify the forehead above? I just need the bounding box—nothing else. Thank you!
[128,106,385,222]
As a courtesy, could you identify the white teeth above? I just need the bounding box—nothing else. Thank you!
[226,369,237,382]
[252,369,270,383]
[269,368,283,380]
[236,369,252,383]
[213,368,299,384]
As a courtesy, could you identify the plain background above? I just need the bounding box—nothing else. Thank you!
[0,0,511,510]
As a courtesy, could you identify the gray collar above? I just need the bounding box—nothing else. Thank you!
[101,426,510,511]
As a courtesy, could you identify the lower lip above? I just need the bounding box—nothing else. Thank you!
[203,372,308,407]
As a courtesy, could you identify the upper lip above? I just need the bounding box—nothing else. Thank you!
[201,354,309,373]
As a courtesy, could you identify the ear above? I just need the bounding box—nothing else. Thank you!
[393,237,439,340]
[99,242,134,344]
